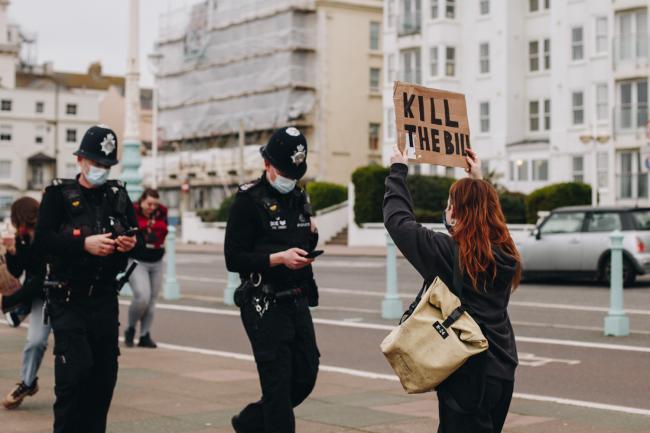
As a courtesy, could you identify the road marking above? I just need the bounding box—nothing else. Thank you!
[174,276,650,316]
[512,320,650,336]
[152,342,650,417]
[518,352,580,367]
[127,301,650,353]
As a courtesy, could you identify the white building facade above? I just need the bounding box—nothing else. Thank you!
[383,0,649,206]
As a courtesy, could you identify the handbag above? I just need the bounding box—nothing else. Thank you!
[380,245,488,394]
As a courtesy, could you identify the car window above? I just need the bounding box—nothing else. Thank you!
[540,212,585,235]
[586,212,622,232]
[631,210,650,230]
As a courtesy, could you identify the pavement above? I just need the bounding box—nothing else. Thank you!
[2,323,649,433]
[176,242,393,257]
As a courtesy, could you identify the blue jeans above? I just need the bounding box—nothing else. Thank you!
[22,297,51,387]
[127,259,164,336]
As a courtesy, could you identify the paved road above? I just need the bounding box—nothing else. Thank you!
[119,252,650,414]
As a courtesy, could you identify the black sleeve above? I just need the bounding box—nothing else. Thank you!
[224,193,271,274]
[383,163,454,282]
[34,186,86,257]
[5,239,26,278]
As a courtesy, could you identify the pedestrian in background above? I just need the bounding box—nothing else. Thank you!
[383,146,521,433]
[124,188,168,349]
[1,197,48,410]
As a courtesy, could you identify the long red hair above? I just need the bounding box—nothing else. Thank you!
[449,178,521,291]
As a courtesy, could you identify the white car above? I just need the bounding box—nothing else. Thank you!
[517,206,650,286]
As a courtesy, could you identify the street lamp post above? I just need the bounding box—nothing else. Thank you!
[147,52,163,190]
[121,0,143,201]
[579,126,610,206]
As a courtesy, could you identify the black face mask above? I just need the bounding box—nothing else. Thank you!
[442,211,454,233]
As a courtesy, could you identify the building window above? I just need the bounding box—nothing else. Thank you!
[66,103,78,115]
[0,132,11,141]
[430,46,438,76]
[479,42,490,74]
[387,54,396,83]
[445,46,456,77]
[618,79,648,129]
[445,167,455,178]
[446,0,455,18]
[517,160,528,181]
[386,108,395,140]
[572,91,584,125]
[400,48,421,83]
[480,0,490,15]
[431,0,438,19]
[65,163,78,178]
[615,9,647,63]
[387,0,395,27]
[66,129,77,143]
[529,0,539,12]
[35,101,44,113]
[596,83,608,121]
[370,21,380,50]
[529,100,540,131]
[529,40,539,71]
[369,67,381,91]
[573,156,584,182]
[532,159,549,181]
[35,136,43,144]
[0,160,11,178]
[595,17,608,54]
[543,38,551,69]
[1,100,11,111]
[571,26,584,61]
[597,152,609,189]
[545,0,550,8]
[479,102,490,133]
[368,123,380,151]
[544,99,551,130]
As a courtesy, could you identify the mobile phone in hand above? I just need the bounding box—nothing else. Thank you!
[304,249,324,259]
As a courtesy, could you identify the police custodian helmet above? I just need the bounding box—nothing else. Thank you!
[73,125,119,167]
[260,127,308,180]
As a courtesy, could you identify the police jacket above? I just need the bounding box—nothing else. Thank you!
[383,163,518,381]
[34,177,141,287]
[224,172,318,285]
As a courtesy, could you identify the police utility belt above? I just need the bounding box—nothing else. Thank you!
[233,273,310,308]
[44,261,138,302]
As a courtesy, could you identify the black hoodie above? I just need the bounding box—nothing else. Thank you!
[383,163,518,381]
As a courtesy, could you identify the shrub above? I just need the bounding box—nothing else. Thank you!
[196,208,220,223]
[525,182,591,223]
[216,194,236,221]
[499,191,527,224]
[351,165,390,225]
[306,181,347,212]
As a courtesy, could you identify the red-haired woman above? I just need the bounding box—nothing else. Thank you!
[383,146,521,433]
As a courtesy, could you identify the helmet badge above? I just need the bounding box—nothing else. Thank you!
[100,133,116,155]
[291,144,306,166]
[286,127,301,137]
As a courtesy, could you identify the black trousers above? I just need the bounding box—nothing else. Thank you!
[237,295,320,433]
[49,292,120,433]
[437,376,514,433]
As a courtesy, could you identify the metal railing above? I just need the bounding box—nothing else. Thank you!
[397,12,422,36]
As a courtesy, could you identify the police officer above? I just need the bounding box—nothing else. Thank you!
[35,125,140,433]
[225,126,320,433]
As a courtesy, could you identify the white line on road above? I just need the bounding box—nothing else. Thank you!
[129,301,650,353]
[175,275,650,316]
[153,342,650,417]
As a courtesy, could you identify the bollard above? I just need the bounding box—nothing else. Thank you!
[224,271,240,306]
[163,226,181,300]
[604,230,630,336]
[382,233,404,319]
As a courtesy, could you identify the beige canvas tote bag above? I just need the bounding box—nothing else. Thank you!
[381,247,488,394]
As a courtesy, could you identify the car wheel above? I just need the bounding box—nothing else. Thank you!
[602,258,636,287]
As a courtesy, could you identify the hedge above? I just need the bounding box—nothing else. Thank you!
[196,194,236,222]
[351,165,455,225]
[499,191,527,224]
[306,181,347,212]
[525,182,591,223]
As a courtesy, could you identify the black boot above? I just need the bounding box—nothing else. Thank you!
[138,333,157,348]
[124,327,135,348]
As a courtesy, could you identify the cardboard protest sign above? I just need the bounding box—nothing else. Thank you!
[393,81,471,168]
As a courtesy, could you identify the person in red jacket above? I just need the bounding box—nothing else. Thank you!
[124,188,168,348]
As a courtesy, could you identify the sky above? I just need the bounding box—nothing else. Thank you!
[9,0,204,87]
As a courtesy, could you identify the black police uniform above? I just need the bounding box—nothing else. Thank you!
[34,126,140,433]
[225,127,320,433]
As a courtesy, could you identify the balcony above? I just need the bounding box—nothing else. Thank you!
[397,12,421,37]
[614,105,649,137]
[614,33,649,69]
